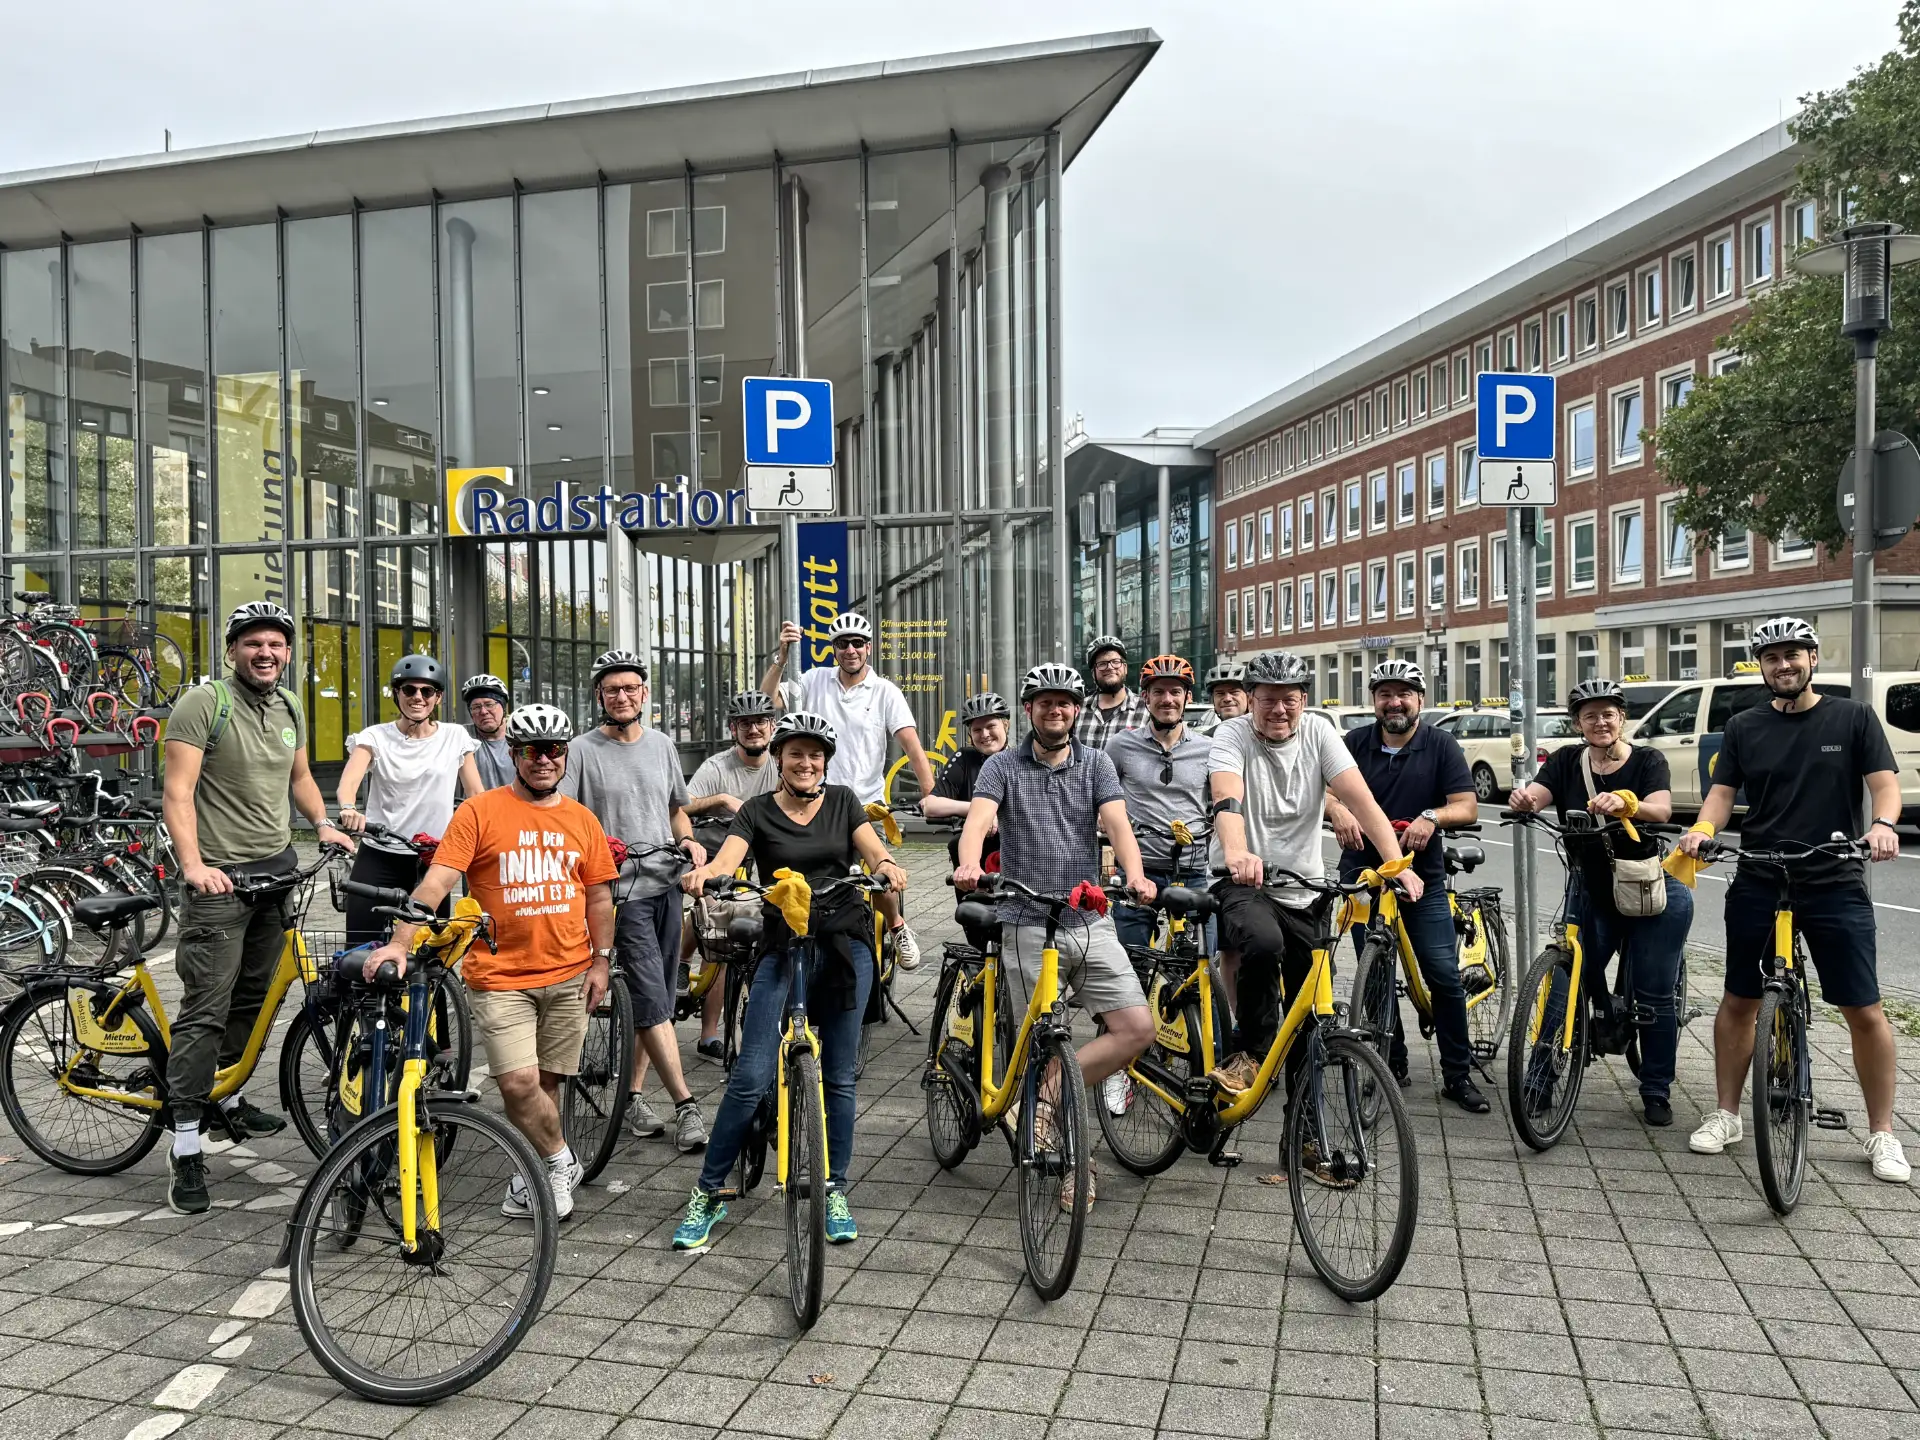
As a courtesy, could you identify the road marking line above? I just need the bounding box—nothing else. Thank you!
[228,1279,288,1318]
[206,1320,246,1345]
[211,1335,251,1360]
[153,1363,225,1410]
[62,1208,142,1227]
[0,1221,32,1237]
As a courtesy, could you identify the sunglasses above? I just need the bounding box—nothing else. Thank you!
[395,683,442,699]
[515,741,567,760]
[833,637,870,650]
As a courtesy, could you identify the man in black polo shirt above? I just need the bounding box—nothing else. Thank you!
[1325,660,1485,1112]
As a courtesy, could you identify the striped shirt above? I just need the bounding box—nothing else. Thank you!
[1074,689,1148,749]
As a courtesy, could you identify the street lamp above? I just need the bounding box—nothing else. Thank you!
[1792,222,1920,692]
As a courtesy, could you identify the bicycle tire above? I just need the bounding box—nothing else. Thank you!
[1347,936,1397,1126]
[287,1100,556,1404]
[1461,897,1512,1062]
[563,977,632,1184]
[1507,944,1588,1152]
[1287,1030,1419,1302]
[725,960,752,1072]
[31,623,94,696]
[1016,1028,1089,1300]
[924,960,978,1170]
[1752,986,1808,1215]
[0,978,167,1174]
[0,889,63,971]
[784,1048,828,1330]
[0,633,61,714]
[110,852,173,950]
[278,1005,339,1158]
[148,633,188,706]
[19,867,111,969]
[1097,1000,1192,1178]
[430,972,474,1094]
[91,647,151,710]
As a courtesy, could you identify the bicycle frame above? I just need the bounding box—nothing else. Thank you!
[967,925,1062,1124]
[773,954,827,1191]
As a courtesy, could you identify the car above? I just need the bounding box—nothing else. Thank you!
[1533,707,1581,763]
[1309,705,1375,733]
[1431,709,1517,802]
[1619,680,1678,721]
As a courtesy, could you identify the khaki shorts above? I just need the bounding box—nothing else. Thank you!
[468,973,591,1078]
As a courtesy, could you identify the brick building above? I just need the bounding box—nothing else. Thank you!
[1195,122,1920,709]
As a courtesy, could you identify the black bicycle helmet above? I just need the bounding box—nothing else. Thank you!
[224,601,294,647]
[771,711,838,758]
[726,690,777,722]
[1749,615,1818,659]
[504,704,574,744]
[390,653,446,692]
[590,648,647,689]
[1368,659,1425,693]
[1203,658,1247,695]
[1567,678,1626,717]
[1084,634,1126,668]
[959,692,1011,725]
[1021,662,1086,703]
[1244,651,1313,691]
[461,673,510,705]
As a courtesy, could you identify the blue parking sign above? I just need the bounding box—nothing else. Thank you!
[743,377,834,468]
[1476,372,1556,461]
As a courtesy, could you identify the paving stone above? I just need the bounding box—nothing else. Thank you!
[955,1360,1068,1416]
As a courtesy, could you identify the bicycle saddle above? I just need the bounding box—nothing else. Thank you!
[953,898,998,933]
[1159,885,1215,919]
[727,913,764,945]
[0,815,48,834]
[13,590,49,603]
[1444,845,1485,875]
[71,892,161,931]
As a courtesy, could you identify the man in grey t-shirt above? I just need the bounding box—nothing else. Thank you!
[562,650,709,1152]
[462,673,515,790]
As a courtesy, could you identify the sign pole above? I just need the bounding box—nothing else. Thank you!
[1507,505,1534,958]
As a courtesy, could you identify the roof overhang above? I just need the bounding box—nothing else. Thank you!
[0,30,1159,248]
[1065,434,1215,509]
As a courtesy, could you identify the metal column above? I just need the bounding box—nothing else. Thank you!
[1156,464,1172,653]
[982,164,1016,705]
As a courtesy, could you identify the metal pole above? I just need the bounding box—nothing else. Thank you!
[1851,338,1877,693]
[1156,464,1172,653]
[1509,505,1537,956]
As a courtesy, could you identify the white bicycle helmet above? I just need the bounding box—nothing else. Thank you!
[827,612,873,643]
[1021,662,1086,703]
[1749,615,1818,659]
[1368,659,1426,693]
[505,704,574,745]
[1567,678,1626,717]
[590,649,647,688]
[1203,658,1247,695]
[461,673,510,705]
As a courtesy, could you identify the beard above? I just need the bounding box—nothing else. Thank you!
[1096,678,1125,698]
[739,742,768,757]
[1380,712,1414,735]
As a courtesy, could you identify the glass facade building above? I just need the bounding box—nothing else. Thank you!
[0,34,1156,774]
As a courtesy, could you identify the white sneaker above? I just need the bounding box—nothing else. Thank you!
[1866,1131,1912,1184]
[893,924,923,972]
[548,1157,583,1219]
[1102,1071,1131,1116]
[1688,1109,1744,1155]
[501,1173,533,1218]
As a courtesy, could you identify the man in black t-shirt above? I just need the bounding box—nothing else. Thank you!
[1676,616,1908,1184]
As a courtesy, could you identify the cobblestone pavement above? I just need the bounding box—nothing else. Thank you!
[0,841,1917,1439]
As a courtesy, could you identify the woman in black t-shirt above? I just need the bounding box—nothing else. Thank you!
[671,711,907,1252]
[1507,679,1693,1127]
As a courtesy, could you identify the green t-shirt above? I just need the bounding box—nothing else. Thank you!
[167,681,308,867]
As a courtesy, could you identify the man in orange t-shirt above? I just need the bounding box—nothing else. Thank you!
[364,703,616,1220]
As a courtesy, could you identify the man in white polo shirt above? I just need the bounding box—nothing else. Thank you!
[764,611,936,967]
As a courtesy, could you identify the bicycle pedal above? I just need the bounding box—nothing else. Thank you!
[1208,1146,1241,1169]
[1814,1108,1849,1130]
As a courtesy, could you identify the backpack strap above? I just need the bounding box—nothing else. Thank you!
[203,678,235,754]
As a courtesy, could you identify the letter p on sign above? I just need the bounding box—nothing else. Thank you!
[1494,385,1534,448]
[765,390,810,454]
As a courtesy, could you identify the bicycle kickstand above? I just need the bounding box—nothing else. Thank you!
[883,986,922,1036]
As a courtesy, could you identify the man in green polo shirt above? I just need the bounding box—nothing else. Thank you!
[160,600,353,1214]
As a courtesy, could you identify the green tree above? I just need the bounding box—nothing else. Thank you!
[1658,1,1920,553]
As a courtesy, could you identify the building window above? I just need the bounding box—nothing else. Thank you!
[1791,198,1818,250]
[1311,417,1325,460]
[1458,443,1479,506]
[1300,577,1315,630]
[1369,471,1387,532]
[1458,542,1480,604]
[1365,559,1385,618]
[1496,640,1511,696]
[1708,234,1734,299]
[1463,642,1482,700]
[1661,370,1695,416]
[1569,402,1596,476]
[1413,372,1427,418]
[1667,625,1699,681]
[1347,653,1366,707]
[1575,295,1598,353]
[1639,266,1662,327]
[1224,519,1239,570]
[1359,395,1372,438]
[1426,550,1446,611]
[1549,308,1569,364]
[1576,632,1598,684]
[1614,508,1644,582]
[1258,441,1271,481]
[1394,381,1409,426]
[1224,590,1237,640]
[1345,565,1362,623]
[1606,280,1630,341]
[1568,516,1597,590]
[1280,581,1294,632]
[1718,529,1751,568]
[1260,508,1275,561]
[1720,621,1748,677]
[1282,432,1294,472]
[1613,388,1644,463]
[1241,517,1255,565]
[1299,494,1315,552]
[1323,572,1339,629]
[1746,214,1775,285]
[1475,339,1493,377]
[1536,523,1555,595]
[1672,251,1697,313]
[1279,505,1294,556]
[1323,487,1339,545]
[1711,352,1743,377]
[1395,555,1416,616]
[1523,319,1542,372]
[1492,533,1510,601]
[1660,498,1691,576]
[1260,583,1276,635]
[1426,454,1446,516]
[1454,353,1470,400]
[1396,463,1416,524]
[1621,628,1646,678]
[1499,330,1517,370]
[1431,362,1448,410]
[1375,387,1390,432]
[1342,403,1356,448]
[1538,634,1558,710]
[1775,529,1815,562]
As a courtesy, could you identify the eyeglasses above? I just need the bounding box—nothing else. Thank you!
[395,683,440,699]
[515,741,567,760]
[600,683,645,698]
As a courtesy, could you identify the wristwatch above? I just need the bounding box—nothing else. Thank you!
[1420,809,1438,825]
[591,946,615,961]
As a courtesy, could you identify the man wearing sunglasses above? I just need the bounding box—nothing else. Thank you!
[765,611,935,969]
[1108,655,1214,951]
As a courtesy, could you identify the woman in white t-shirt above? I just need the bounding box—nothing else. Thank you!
[336,654,483,942]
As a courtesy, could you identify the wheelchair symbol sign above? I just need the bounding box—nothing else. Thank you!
[1493,460,1557,509]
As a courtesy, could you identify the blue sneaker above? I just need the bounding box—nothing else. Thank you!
[671,1188,727,1250]
[824,1187,858,1244]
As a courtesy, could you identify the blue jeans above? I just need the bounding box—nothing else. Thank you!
[698,939,874,1192]
[1348,884,1473,1085]
[1114,872,1216,954]
[1565,876,1691,1101]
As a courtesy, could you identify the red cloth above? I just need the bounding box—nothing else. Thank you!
[607,836,630,868]
[1068,881,1110,917]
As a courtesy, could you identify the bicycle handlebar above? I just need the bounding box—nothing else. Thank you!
[227,843,348,895]
[1211,863,1392,898]
[358,822,440,855]
[1499,808,1683,836]
[704,869,891,902]
[1700,832,1869,865]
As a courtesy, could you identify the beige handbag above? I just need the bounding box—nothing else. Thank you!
[1578,748,1667,917]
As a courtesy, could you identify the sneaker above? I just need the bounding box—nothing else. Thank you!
[824,1188,859,1243]
[893,924,923,972]
[1293,1141,1358,1190]
[626,1095,666,1138]
[1207,1053,1260,1095]
[696,1037,725,1063]
[501,1172,532,1218]
[167,1151,210,1215]
[204,1096,286,1138]
[1643,1096,1674,1128]
[1059,1158,1098,1213]
[548,1156,582,1220]
[1442,1077,1491,1114]
[672,1187,728,1249]
[1867,1131,1912,1184]
[1102,1072,1131,1116]
[1689,1109,1744,1154]
[675,1101,709,1154]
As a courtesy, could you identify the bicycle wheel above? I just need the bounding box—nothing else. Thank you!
[1461,898,1512,1062]
[1507,944,1588,1151]
[18,867,110,968]
[1286,1030,1419,1302]
[147,633,188,706]
[562,977,632,1184]
[0,634,60,714]
[287,1100,557,1404]
[724,960,752,1071]
[1015,1028,1089,1300]
[924,959,979,1170]
[108,852,173,950]
[0,979,167,1174]
[783,1048,827,1330]
[429,973,474,1093]
[278,1004,340,1158]
[91,648,151,710]
[31,624,93,696]
[0,890,62,971]
[1752,986,1808,1215]
[1097,997,1192,1178]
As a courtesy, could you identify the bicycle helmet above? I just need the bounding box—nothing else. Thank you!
[959,691,1011,725]
[1243,651,1313,691]
[1084,634,1126,668]
[589,648,647,689]
[770,710,837,758]
[726,690,777,722]
[461,673,510,705]
[504,703,574,745]
[1567,678,1626,717]
[1021,662,1086,703]
[1368,659,1426,694]
[1203,658,1247,695]
[389,653,446,692]
[1749,615,1818,659]
[827,611,873,643]
[1139,654,1196,692]
[224,601,294,647]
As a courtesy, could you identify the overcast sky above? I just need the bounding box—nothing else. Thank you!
[4,1,1904,436]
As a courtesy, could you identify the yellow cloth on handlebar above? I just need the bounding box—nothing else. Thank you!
[767,868,813,938]
[864,802,904,846]
[1358,853,1416,888]
[1609,790,1641,844]
[1663,848,1707,890]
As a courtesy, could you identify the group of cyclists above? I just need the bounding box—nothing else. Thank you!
[154,598,1910,1240]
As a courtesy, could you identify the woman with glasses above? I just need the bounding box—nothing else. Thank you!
[336,654,484,942]
[1507,678,1691,1127]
